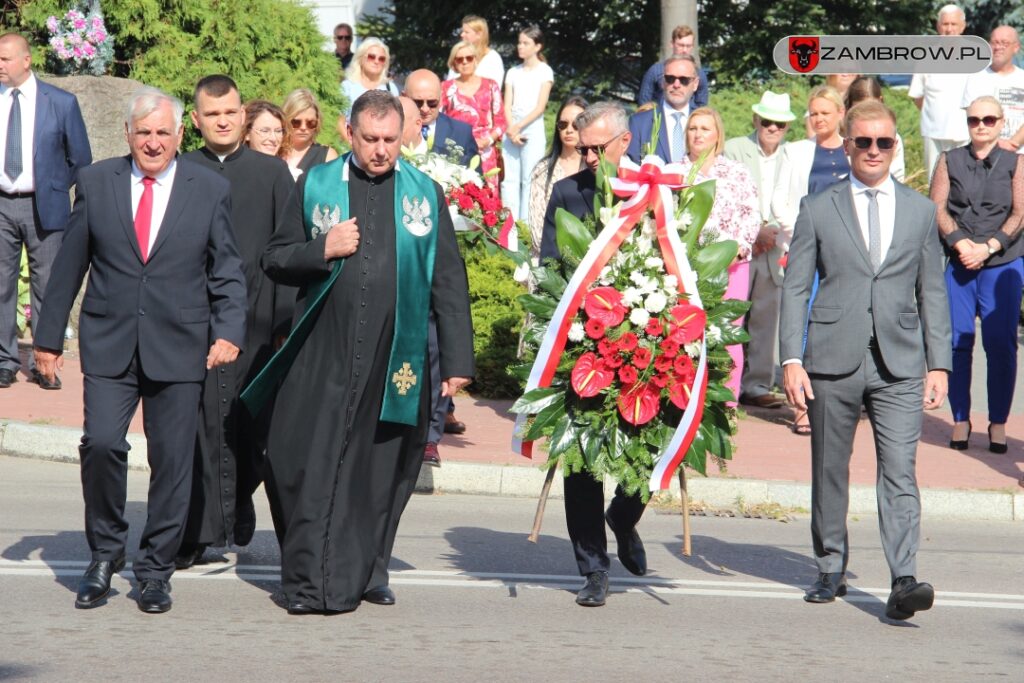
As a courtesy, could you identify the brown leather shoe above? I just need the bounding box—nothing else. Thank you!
[739,393,784,409]
[444,413,466,434]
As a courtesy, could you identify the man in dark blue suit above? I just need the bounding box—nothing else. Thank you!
[539,102,648,609]
[34,87,247,614]
[626,55,701,165]
[0,33,91,390]
[404,69,477,166]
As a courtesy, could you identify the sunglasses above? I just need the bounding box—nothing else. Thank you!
[335,35,352,41]
[556,120,577,132]
[366,54,387,63]
[576,131,626,156]
[967,115,1002,128]
[253,127,284,137]
[759,119,789,129]
[291,118,318,130]
[848,136,896,150]
[454,55,475,65]
[412,98,439,109]
[663,75,694,86]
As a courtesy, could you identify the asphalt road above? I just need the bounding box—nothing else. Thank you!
[1,455,1021,682]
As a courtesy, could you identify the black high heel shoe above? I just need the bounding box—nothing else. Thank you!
[949,421,971,450]
[988,424,1008,454]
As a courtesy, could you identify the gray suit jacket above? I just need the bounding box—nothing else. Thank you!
[723,133,785,285]
[778,179,951,378]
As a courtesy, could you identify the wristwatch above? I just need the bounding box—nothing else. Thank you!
[987,243,999,255]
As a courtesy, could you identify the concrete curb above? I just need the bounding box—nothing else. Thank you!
[3,420,1022,522]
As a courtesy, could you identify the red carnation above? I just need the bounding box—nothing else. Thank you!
[483,211,499,227]
[632,347,652,369]
[585,319,606,340]
[617,382,660,426]
[457,194,475,211]
[645,317,664,337]
[669,304,706,344]
[584,286,627,326]
[618,364,638,385]
[571,352,614,398]
[618,332,638,352]
[482,196,501,212]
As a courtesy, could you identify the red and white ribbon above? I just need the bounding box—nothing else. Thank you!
[512,156,709,491]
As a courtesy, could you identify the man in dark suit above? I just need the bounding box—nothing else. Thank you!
[33,87,247,614]
[0,33,91,390]
[626,54,700,164]
[539,102,645,608]
[404,69,477,166]
[780,101,951,621]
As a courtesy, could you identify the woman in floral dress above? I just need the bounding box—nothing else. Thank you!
[441,40,506,189]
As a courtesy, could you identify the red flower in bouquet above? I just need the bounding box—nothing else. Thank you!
[457,194,475,211]
[584,287,627,327]
[617,382,660,426]
[618,332,638,352]
[632,347,652,369]
[585,319,606,340]
[645,317,664,337]
[571,352,614,398]
[669,304,706,344]
[654,354,674,373]
[618,364,638,385]
[483,211,498,227]
[651,372,668,388]
[668,355,697,409]
[597,338,617,357]
[660,338,680,358]
[481,196,501,212]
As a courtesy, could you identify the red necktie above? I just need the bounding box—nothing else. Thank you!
[135,176,156,262]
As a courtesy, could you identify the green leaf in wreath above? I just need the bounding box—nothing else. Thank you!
[579,426,605,469]
[555,208,593,262]
[548,417,579,459]
[679,179,716,237]
[684,429,708,475]
[532,266,568,299]
[522,398,567,441]
[703,381,736,405]
[517,293,558,319]
[511,386,564,415]
[693,240,738,278]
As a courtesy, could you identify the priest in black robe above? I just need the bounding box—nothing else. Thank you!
[176,75,295,565]
[243,90,474,614]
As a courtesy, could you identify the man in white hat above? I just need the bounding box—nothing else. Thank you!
[724,91,796,408]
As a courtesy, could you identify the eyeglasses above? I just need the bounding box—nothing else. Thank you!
[335,35,352,41]
[291,118,318,130]
[759,119,789,129]
[366,53,387,63]
[576,131,626,156]
[454,55,475,65]
[556,120,577,132]
[848,136,896,150]
[663,74,694,86]
[253,127,284,137]
[967,115,1002,128]
[412,99,439,109]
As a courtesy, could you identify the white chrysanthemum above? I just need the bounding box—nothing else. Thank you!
[640,215,656,238]
[663,274,679,290]
[598,265,613,285]
[684,341,702,357]
[644,256,664,270]
[513,261,530,283]
[568,321,586,342]
[629,271,650,289]
[635,235,653,254]
[614,250,630,267]
[629,308,650,327]
[622,286,643,307]
[644,291,668,314]
[707,324,723,344]
[679,210,694,227]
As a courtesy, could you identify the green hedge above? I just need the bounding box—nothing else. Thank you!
[462,246,525,399]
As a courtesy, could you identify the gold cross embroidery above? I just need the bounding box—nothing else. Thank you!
[391,362,417,396]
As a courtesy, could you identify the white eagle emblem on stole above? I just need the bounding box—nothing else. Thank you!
[310,204,341,240]
[401,196,433,237]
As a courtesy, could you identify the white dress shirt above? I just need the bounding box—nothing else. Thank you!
[849,173,896,267]
[130,159,177,254]
[0,72,38,193]
[662,102,690,159]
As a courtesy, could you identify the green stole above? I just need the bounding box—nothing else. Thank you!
[241,155,439,426]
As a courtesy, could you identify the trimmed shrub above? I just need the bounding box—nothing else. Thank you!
[463,246,525,399]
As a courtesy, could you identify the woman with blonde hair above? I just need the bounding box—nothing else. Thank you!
[441,40,506,188]
[447,15,505,86]
[281,88,338,179]
[337,37,399,139]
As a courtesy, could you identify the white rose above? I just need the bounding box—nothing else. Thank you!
[568,321,585,342]
[629,308,650,327]
[644,256,664,270]
[513,261,531,283]
[644,291,667,314]
[622,286,643,307]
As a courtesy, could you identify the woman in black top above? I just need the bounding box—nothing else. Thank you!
[931,95,1024,453]
[281,88,339,179]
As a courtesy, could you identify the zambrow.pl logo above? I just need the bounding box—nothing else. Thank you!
[774,35,990,75]
[789,37,819,73]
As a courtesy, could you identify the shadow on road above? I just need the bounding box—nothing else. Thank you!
[919,413,1024,484]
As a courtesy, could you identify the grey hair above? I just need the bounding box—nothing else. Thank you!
[937,4,965,20]
[126,87,184,132]
[574,101,629,136]
[664,53,700,72]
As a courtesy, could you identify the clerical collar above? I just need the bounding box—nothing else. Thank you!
[348,155,397,181]
[201,145,245,164]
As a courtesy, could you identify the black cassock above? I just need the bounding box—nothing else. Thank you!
[261,162,474,611]
[180,145,295,549]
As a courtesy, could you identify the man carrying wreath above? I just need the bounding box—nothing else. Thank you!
[243,91,474,614]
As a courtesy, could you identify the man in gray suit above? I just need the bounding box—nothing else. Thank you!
[724,91,796,409]
[780,101,951,621]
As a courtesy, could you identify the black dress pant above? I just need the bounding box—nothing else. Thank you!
[563,471,647,575]
[80,353,201,581]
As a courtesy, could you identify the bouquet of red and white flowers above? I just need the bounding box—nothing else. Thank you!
[446,181,516,249]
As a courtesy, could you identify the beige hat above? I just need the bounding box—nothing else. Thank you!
[751,91,796,122]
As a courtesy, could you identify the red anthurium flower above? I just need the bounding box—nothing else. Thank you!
[584,286,627,326]
[618,332,638,351]
[660,338,680,358]
[645,317,664,337]
[618,364,638,385]
[668,377,692,409]
[585,319,606,340]
[670,304,706,343]
[617,382,661,425]
[571,352,614,398]
[633,346,652,369]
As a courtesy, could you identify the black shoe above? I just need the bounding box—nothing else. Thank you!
[28,368,61,390]
[75,556,126,609]
[605,511,647,576]
[362,585,396,605]
[173,543,208,570]
[444,413,467,434]
[233,498,256,547]
[804,572,847,603]
[0,368,15,388]
[988,424,1008,454]
[949,420,971,450]
[885,576,934,620]
[287,601,320,615]
[137,579,172,613]
[575,571,609,607]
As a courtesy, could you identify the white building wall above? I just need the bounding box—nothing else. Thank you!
[305,0,388,50]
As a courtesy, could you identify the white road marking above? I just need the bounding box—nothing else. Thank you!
[2,559,1023,610]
